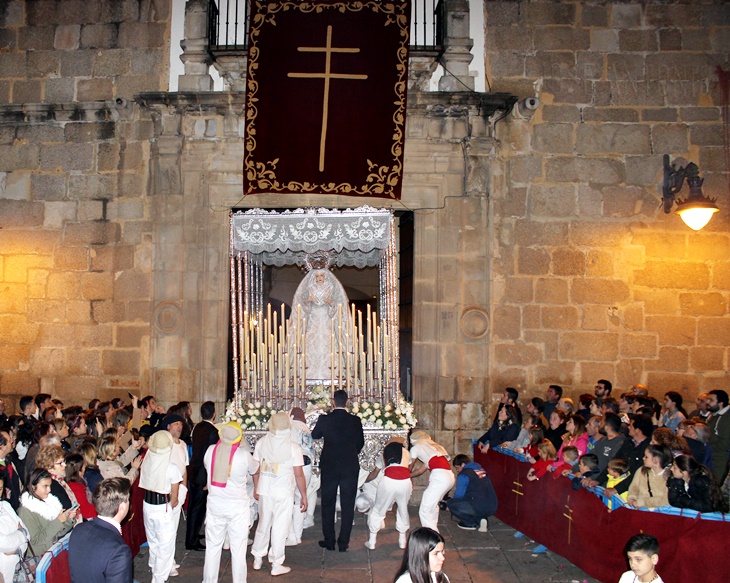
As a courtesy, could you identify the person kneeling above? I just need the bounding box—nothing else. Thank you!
[445,454,497,532]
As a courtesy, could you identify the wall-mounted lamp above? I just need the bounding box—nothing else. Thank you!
[662,154,719,231]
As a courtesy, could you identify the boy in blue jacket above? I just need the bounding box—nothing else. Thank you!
[445,454,497,531]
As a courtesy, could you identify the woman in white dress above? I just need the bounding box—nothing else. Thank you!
[290,268,351,381]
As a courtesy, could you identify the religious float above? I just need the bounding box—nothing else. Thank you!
[226,206,415,467]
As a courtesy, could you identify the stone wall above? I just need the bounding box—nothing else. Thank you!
[0,0,170,406]
[485,0,730,421]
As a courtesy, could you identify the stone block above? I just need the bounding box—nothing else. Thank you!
[646,346,689,372]
[541,306,579,330]
[0,144,40,171]
[689,125,724,147]
[524,330,559,359]
[603,185,658,219]
[77,201,105,221]
[0,199,43,229]
[58,48,94,76]
[75,324,113,348]
[504,277,533,303]
[525,52,576,79]
[583,108,639,123]
[81,272,114,300]
[634,261,710,290]
[64,222,120,245]
[571,278,630,305]
[633,289,678,316]
[30,347,66,375]
[579,362,615,385]
[0,371,40,392]
[0,172,28,201]
[535,277,569,304]
[679,293,726,316]
[522,305,541,329]
[107,199,144,220]
[66,300,93,324]
[496,187,527,217]
[560,331,619,361]
[91,300,126,323]
[689,346,725,371]
[658,28,682,51]
[570,222,631,247]
[45,78,75,102]
[102,349,140,376]
[116,324,149,348]
[646,372,699,394]
[645,315,696,346]
[530,184,576,218]
[514,221,568,247]
[18,25,54,50]
[30,174,65,201]
[484,26,532,52]
[680,107,720,122]
[80,23,118,49]
[542,77,593,105]
[495,341,543,367]
[487,52,526,78]
[0,53,25,78]
[40,144,94,172]
[54,24,80,49]
[653,124,690,153]
[535,361,575,386]
[622,303,644,331]
[0,229,58,256]
[518,247,550,275]
[533,26,589,51]
[117,22,166,48]
[552,247,585,276]
[77,78,114,101]
[0,345,30,370]
[43,201,77,229]
[28,269,49,298]
[619,29,658,52]
[13,80,42,103]
[590,29,618,52]
[493,305,520,340]
[576,185,602,218]
[610,4,642,28]
[712,261,730,289]
[0,314,39,344]
[127,300,151,322]
[67,348,101,376]
[542,105,581,123]
[582,304,608,331]
[0,282,26,314]
[621,333,658,358]
[697,317,730,346]
[46,271,80,299]
[546,157,625,185]
[615,359,645,389]
[491,368,528,392]
[611,80,665,107]
[55,376,103,402]
[64,122,116,143]
[576,124,651,155]
[631,231,686,259]
[114,271,151,301]
[640,108,678,123]
[53,245,88,271]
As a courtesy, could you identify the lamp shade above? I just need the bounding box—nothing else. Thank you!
[676,201,719,231]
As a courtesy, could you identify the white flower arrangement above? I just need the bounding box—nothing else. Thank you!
[350,398,417,430]
[224,399,277,429]
[306,384,332,413]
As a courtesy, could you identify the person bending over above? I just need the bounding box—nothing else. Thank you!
[445,454,497,532]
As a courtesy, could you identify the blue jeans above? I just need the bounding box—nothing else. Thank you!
[446,498,482,526]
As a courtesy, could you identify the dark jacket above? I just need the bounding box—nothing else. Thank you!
[312,409,364,472]
[596,437,650,494]
[189,420,218,487]
[69,517,133,583]
[453,462,497,517]
[477,421,520,448]
[667,475,716,513]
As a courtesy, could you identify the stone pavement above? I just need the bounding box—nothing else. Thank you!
[133,505,600,583]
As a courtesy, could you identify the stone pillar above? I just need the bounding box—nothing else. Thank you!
[178,0,214,91]
[438,0,475,91]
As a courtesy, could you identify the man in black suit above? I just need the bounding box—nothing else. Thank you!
[185,401,218,550]
[312,389,364,552]
[69,478,133,583]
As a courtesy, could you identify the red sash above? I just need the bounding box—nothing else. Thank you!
[428,456,450,471]
[384,465,411,480]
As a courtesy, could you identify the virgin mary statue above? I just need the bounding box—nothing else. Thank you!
[290,269,351,381]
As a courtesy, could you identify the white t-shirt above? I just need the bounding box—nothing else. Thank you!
[204,444,259,504]
[410,441,446,466]
[149,463,183,496]
[253,441,304,495]
[618,572,664,583]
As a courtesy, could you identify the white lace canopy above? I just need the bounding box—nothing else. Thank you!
[230,206,392,267]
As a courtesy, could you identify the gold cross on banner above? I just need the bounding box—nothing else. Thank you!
[512,474,524,514]
[288,25,368,172]
[563,497,574,545]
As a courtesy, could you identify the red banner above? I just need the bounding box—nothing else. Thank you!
[244,0,410,199]
[477,448,730,583]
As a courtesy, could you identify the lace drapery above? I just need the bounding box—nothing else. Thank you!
[230,206,391,267]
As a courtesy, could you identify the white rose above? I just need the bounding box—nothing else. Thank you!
[267,401,273,408]
[376,418,383,426]
[399,416,406,424]
[374,410,381,417]
[373,403,380,409]
[254,401,262,408]
[369,415,376,422]
[385,404,392,412]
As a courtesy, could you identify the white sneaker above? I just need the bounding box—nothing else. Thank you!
[285,536,300,547]
[364,540,376,550]
[303,519,315,529]
[253,557,263,571]
[173,562,180,569]
[169,567,179,577]
[398,533,407,549]
[478,518,489,533]
[271,564,291,576]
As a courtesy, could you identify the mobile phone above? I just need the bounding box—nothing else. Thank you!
[70,503,80,510]
[128,392,134,400]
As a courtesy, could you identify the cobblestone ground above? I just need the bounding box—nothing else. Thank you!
[133,504,600,583]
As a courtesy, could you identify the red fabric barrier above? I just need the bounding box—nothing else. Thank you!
[476,448,730,583]
[44,549,71,583]
[121,480,146,557]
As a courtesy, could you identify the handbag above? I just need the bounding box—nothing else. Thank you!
[13,541,40,583]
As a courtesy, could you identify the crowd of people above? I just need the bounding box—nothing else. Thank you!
[477,381,730,515]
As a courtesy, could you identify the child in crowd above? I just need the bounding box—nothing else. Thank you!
[619,533,664,583]
[502,415,537,452]
[605,458,630,508]
[549,445,579,477]
[566,453,599,490]
[526,440,556,481]
[520,426,544,458]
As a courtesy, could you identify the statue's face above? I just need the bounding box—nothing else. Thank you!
[316,273,325,284]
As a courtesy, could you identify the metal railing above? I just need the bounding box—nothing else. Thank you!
[208,0,443,53]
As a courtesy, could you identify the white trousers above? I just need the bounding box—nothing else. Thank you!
[143,501,177,583]
[419,468,455,532]
[289,464,312,542]
[304,470,320,526]
[251,489,294,568]
[368,477,412,534]
[355,480,378,513]
[203,499,250,583]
